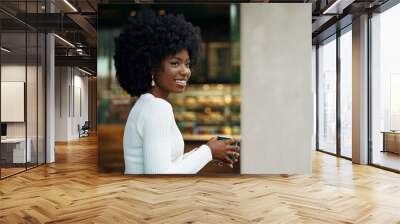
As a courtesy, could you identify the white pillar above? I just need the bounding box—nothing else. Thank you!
[46,1,55,163]
[352,14,369,164]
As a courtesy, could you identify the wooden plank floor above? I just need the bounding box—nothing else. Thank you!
[1,135,400,223]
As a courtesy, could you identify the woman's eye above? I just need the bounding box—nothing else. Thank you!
[171,62,179,67]
[185,63,191,68]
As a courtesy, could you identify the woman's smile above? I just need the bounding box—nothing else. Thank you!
[174,79,187,87]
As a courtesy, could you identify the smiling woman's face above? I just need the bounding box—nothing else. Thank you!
[153,49,191,95]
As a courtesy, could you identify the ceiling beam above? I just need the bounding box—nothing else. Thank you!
[55,55,96,72]
[52,0,97,47]
[322,0,355,14]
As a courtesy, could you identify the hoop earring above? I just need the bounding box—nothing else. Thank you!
[151,75,155,86]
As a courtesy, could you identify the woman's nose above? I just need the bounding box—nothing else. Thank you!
[181,65,191,76]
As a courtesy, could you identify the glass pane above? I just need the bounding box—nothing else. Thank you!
[0,1,28,32]
[1,31,27,177]
[340,29,352,158]
[312,46,317,150]
[38,32,45,165]
[318,37,337,154]
[371,4,400,171]
[27,31,38,169]
[27,0,39,170]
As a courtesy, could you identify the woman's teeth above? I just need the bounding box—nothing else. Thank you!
[175,80,187,86]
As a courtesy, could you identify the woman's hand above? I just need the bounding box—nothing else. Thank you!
[206,137,240,168]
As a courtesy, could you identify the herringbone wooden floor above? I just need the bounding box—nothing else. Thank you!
[1,136,400,223]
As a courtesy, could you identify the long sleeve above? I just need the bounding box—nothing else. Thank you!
[141,100,212,174]
[180,145,213,173]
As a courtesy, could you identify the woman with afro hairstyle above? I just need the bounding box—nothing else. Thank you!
[114,8,239,174]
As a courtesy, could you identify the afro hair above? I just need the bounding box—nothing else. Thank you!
[114,8,202,97]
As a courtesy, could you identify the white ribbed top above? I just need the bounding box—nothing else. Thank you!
[123,93,212,174]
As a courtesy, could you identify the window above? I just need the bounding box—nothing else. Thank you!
[340,28,352,158]
[317,36,337,154]
[371,3,400,171]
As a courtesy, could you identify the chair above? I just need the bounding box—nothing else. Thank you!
[78,121,90,138]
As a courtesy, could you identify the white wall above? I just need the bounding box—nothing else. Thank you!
[55,66,69,141]
[1,65,36,137]
[1,65,26,127]
[1,65,26,81]
[72,72,89,138]
[240,3,313,174]
[1,63,46,164]
[55,67,89,141]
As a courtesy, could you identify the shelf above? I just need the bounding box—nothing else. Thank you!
[170,84,241,139]
[177,121,240,125]
[183,134,241,141]
[174,104,240,109]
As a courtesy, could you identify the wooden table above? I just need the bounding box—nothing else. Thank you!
[381,131,400,154]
